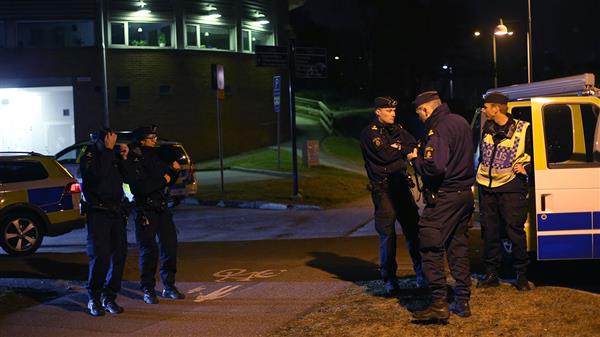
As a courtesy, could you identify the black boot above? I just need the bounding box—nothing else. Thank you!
[102,295,124,314]
[516,272,531,291]
[87,299,105,317]
[143,288,159,304]
[383,279,400,297]
[162,286,185,299]
[412,299,450,321]
[477,270,500,288]
[449,299,471,317]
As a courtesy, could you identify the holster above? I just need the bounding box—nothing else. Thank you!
[423,189,438,206]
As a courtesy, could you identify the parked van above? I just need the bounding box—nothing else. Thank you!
[477,73,600,260]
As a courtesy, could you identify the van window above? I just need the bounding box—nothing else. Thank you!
[510,106,532,123]
[543,103,600,168]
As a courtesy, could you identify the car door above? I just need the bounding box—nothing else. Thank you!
[530,96,600,260]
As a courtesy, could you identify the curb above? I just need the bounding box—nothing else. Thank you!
[183,197,321,211]
[229,166,292,177]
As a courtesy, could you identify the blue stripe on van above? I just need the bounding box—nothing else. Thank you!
[537,212,592,231]
[538,234,593,260]
[595,212,600,229]
[595,235,600,259]
[28,187,73,212]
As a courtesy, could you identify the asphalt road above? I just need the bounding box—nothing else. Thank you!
[1,203,599,336]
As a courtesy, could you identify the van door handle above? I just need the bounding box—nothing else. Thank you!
[541,194,551,212]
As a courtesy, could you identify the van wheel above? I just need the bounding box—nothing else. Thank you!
[0,212,45,256]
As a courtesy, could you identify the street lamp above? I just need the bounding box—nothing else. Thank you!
[492,18,513,88]
[442,65,454,99]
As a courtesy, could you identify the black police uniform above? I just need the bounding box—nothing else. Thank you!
[410,103,475,305]
[128,142,180,299]
[478,118,533,277]
[80,140,134,313]
[360,118,423,286]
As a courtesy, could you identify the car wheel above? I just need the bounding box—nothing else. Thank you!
[0,212,45,256]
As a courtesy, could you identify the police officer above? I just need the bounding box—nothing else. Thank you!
[128,125,185,304]
[360,96,425,296]
[407,91,475,320]
[476,92,533,291]
[81,128,134,317]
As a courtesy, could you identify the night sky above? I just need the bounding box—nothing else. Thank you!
[290,0,600,119]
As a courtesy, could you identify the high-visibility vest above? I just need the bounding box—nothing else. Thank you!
[476,119,530,188]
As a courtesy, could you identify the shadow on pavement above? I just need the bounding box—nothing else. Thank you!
[306,251,380,282]
[0,255,87,280]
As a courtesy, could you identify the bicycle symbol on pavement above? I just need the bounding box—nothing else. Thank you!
[212,269,288,282]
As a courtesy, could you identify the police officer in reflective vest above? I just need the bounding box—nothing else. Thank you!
[360,96,425,296]
[476,92,533,291]
[81,128,135,316]
[407,91,475,320]
[128,125,185,304]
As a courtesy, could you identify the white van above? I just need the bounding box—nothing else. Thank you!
[478,73,600,260]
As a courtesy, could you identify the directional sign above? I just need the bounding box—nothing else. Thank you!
[295,47,327,79]
[256,45,288,68]
[273,75,281,113]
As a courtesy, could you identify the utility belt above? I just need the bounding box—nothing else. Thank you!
[135,195,168,213]
[423,188,471,206]
[367,174,415,192]
[81,199,132,220]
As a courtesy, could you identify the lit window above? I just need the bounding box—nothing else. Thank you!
[128,22,171,47]
[186,24,198,47]
[242,29,274,53]
[16,21,95,48]
[186,23,235,51]
[109,22,172,48]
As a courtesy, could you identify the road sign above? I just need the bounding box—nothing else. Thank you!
[256,45,288,68]
[295,47,327,79]
[273,76,281,113]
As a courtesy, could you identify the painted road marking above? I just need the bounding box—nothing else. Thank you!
[213,269,288,282]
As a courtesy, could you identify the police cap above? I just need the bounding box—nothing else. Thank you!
[484,92,509,105]
[374,96,398,109]
[412,90,440,107]
[132,125,159,141]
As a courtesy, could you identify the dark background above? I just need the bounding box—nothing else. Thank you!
[289,0,600,130]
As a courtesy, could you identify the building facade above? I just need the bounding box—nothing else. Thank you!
[0,0,290,160]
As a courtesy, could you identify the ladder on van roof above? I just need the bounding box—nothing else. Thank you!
[485,73,599,101]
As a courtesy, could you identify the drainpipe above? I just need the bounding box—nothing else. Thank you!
[99,0,110,127]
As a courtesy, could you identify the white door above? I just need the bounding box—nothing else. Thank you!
[531,97,600,260]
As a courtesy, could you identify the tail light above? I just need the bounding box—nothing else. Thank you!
[65,182,81,194]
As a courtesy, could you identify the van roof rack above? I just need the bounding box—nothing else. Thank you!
[485,73,599,101]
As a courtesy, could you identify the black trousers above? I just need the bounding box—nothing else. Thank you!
[370,181,421,282]
[419,189,473,302]
[135,209,178,290]
[479,189,530,273]
[86,210,128,301]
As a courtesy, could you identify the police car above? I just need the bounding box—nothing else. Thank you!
[55,132,197,207]
[0,152,85,256]
[476,73,600,260]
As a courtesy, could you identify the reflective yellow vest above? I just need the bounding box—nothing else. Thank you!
[476,119,530,188]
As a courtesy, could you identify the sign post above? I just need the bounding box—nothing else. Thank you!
[273,75,282,170]
[212,64,225,192]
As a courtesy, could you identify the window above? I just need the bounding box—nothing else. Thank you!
[109,22,172,47]
[0,22,5,48]
[0,161,48,183]
[110,22,125,45]
[185,23,235,50]
[242,29,274,53]
[16,21,94,48]
[116,86,130,101]
[543,103,600,167]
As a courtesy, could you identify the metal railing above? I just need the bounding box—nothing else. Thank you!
[295,97,371,135]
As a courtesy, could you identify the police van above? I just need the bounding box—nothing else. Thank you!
[478,73,600,260]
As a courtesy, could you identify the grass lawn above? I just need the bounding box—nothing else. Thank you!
[197,165,369,208]
[272,280,600,337]
[197,148,295,172]
[321,135,363,166]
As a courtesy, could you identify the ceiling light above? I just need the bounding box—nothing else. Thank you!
[256,20,269,25]
[137,27,143,33]
[254,11,265,18]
